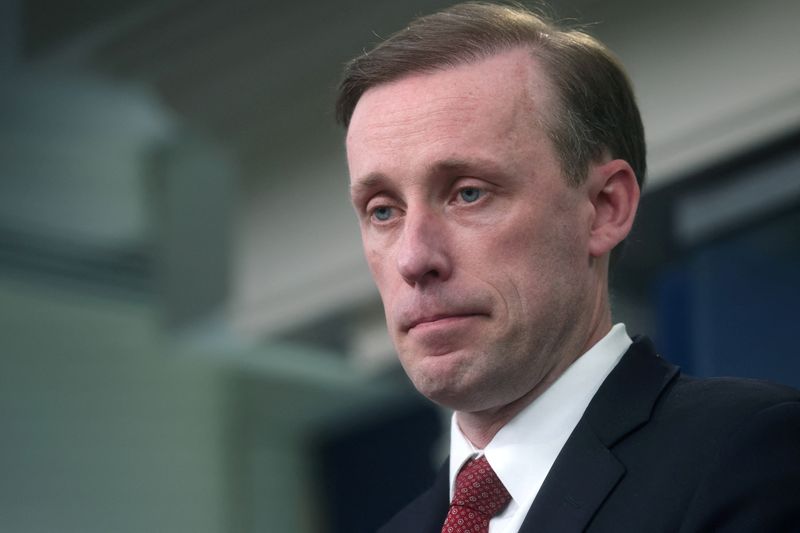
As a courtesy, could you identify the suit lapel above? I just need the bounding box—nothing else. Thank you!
[519,337,679,533]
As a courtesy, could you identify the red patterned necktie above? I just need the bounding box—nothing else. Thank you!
[441,455,512,533]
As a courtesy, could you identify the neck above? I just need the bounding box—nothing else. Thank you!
[456,289,613,449]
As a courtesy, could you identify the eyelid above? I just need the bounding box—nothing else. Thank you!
[361,193,385,213]
[453,176,491,189]
[365,194,393,212]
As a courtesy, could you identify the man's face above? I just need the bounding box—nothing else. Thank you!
[346,49,602,413]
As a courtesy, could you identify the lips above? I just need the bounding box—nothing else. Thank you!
[395,294,492,334]
[401,311,488,332]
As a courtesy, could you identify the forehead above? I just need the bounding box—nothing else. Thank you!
[345,48,555,176]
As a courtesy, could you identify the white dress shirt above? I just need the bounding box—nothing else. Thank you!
[448,323,632,533]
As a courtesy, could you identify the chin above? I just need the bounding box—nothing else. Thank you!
[406,368,461,407]
[407,370,491,412]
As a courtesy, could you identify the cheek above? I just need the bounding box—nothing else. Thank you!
[363,243,399,309]
[362,235,388,281]
[458,225,539,314]
[483,216,548,272]
[479,213,578,307]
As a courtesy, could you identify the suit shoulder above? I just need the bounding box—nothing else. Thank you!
[666,374,800,413]
[648,374,800,442]
[674,382,800,530]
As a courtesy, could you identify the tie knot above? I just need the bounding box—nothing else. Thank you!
[451,456,511,517]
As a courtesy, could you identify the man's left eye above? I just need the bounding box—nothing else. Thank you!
[459,187,482,203]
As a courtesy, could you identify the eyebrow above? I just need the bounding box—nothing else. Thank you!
[349,172,388,199]
[349,156,509,199]
[432,158,486,175]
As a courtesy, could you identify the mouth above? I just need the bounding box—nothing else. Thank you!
[404,313,486,332]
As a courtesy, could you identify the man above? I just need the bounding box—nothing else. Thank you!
[336,3,800,532]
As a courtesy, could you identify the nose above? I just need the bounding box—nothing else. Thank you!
[396,209,452,286]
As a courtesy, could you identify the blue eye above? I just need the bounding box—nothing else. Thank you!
[373,206,393,221]
[459,187,482,203]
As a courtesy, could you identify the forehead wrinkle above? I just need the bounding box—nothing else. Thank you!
[362,94,482,148]
[429,156,508,177]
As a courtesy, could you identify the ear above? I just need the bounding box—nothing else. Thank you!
[586,159,640,258]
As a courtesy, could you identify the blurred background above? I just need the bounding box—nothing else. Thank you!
[1,0,798,531]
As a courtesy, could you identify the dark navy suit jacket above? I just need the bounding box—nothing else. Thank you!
[378,337,800,532]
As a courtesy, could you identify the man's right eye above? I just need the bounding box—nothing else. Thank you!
[372,206,393,221]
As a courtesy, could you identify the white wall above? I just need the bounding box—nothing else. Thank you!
[0,280,232,533]
[587,0,800,185]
